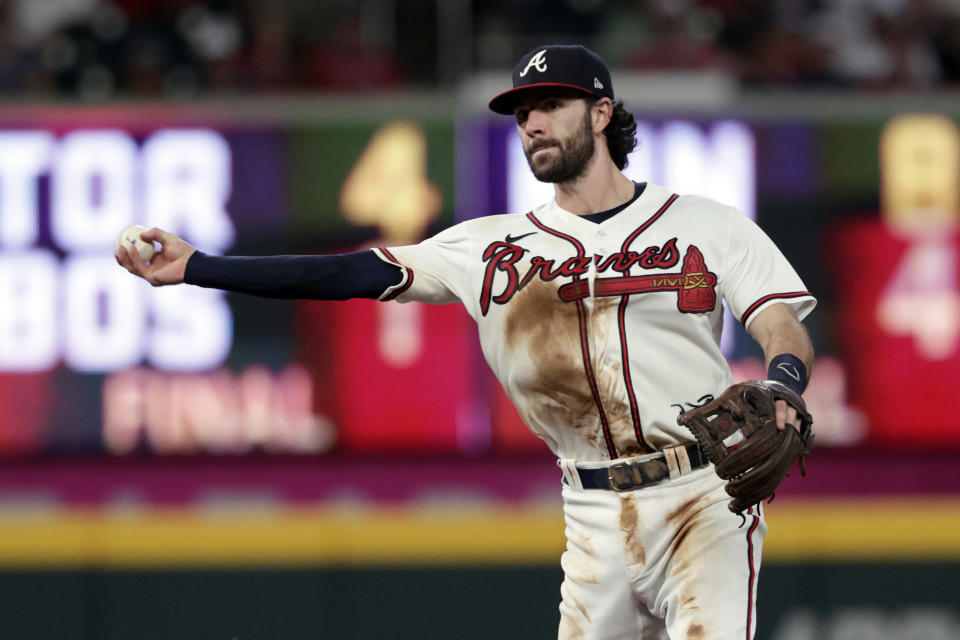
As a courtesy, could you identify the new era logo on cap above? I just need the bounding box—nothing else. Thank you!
[488,44,614,115]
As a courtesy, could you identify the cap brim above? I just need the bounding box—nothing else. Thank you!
[488,83,598,115]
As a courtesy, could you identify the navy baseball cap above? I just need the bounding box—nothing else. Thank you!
[488,44,614,115]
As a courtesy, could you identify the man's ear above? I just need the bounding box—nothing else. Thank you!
[592,98,613,134]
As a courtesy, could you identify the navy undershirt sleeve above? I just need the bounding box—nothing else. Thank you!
[183,250,404,300]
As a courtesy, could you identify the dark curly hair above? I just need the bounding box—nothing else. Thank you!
[586,97,638,171]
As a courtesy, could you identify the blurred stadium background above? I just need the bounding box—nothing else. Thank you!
[1,0,960,638]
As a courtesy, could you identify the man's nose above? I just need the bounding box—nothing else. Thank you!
[523,111,546,136]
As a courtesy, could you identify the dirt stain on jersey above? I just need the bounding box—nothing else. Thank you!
[619,442,651,457]
[618,494,646,566]
[687,622,705,639]
[504,280,608,452]
[504,279,654,457]
[587,295,652,456]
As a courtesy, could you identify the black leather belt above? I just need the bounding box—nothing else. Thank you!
[577,443,708,491]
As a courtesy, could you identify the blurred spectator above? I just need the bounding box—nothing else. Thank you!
[177,3,242,93]
[242,0,296,90]
[811,0,943,89]
[2,0,960,99]
[931,4,960,85]
[621,0,726,71]
[0,2,41,92]
[716,0,832,86]
[305,9,403,90]
[7,0,100,45]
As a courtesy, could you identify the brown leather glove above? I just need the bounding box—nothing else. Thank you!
[678,380,814,514]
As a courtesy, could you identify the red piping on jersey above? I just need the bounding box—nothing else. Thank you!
[740,291,811,326]
[527,212,618,459]
[619,193,679,252]
[616,297,649,449]
[574,299,617,457]
[526,212,586,254]
[615,193,679,451]
[745,510,761,639]
[377,246,414,301]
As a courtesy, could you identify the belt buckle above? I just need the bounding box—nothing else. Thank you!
[608,462,643,492]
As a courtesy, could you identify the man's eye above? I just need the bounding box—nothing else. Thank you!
[548,101,562,110]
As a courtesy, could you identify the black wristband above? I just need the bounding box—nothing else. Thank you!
[767,354,808,395]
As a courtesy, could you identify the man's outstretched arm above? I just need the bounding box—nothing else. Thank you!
[114,227,403,300]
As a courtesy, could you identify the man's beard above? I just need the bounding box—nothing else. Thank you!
[525,110,595,183]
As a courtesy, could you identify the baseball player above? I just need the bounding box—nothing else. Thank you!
[117,44,815,639]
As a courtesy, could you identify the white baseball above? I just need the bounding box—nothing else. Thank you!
[117,225,156,261]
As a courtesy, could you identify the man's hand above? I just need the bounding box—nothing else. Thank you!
[114,227,196,286]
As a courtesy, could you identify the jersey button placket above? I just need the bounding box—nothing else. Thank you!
[584,236,594,299]
[591,231,607,299]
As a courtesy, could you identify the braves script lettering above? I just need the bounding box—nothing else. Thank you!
[479,237,717,315]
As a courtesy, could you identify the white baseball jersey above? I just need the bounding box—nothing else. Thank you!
[376,182,815,462]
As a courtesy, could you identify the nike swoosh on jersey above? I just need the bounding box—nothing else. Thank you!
[505,231,537,244]
[776,362,801,381]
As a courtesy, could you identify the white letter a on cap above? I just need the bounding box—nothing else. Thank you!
[519,50,548,77]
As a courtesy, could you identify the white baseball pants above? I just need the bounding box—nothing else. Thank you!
[555,463,767,639]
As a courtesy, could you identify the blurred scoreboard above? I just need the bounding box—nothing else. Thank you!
[0,106,466,457]
[0,129,233,373]
[0,102,958,456]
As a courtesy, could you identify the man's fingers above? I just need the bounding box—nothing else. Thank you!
[786,406,799,429]
[126,244,151,280]
[116,247,138,274]
[140,228,168,244]
[774,399,800,431]
[775,399,787,431]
